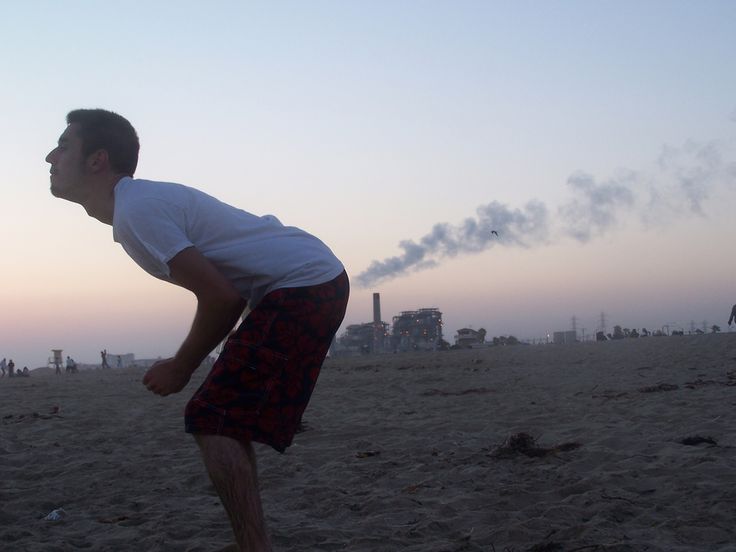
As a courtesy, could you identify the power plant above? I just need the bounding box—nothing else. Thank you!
[337,293,389,354]
[390,308,443,352]
[336,293,444,354]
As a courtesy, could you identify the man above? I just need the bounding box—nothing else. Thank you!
[729,304,736,327]
[46,109,349,551]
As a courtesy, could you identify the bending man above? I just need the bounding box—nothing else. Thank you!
[46,109,349,550]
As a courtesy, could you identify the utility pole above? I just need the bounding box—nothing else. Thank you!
[599,312,607,335]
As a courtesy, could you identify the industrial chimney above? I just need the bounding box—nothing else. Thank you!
[373,293,381,324]
[372,293,384,353]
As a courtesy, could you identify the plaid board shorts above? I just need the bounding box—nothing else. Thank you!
[185,271,349,453]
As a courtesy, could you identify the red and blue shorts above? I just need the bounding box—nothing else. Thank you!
[185,271,349,453]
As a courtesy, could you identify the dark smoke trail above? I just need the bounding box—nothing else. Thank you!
[355,200,549,288]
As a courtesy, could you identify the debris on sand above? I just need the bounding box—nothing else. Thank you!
[355,450,381,458]
[421,387,494,397]
[491,432,581,459]
[638,383,679,393]
[680,435,717,446]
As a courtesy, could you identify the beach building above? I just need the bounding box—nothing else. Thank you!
[454,328,486,348]
[48,349,63,372]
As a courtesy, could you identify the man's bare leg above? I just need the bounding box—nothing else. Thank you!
[194,434,272,552]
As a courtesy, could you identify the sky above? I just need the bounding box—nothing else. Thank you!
[1,1,735,369]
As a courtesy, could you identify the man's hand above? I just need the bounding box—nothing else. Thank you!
[142,358,194,396]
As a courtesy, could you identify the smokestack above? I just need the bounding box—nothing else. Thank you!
[372,292,384,353]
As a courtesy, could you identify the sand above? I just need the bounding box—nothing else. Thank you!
[2,333,736,551]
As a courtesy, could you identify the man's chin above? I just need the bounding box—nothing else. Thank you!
[49,185,70,200]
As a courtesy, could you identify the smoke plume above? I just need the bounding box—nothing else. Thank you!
[558,172,635,242]
[356,138,735,288]
[356,201,549,287]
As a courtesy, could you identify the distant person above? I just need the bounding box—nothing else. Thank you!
[116,355,122,369]
[0,357,6,377]
[7,359,14,378]
[101,349,110,369]
[729,304,736,327]
[46,108,348,550]
[21,367,30,377]
[66,356,77,373]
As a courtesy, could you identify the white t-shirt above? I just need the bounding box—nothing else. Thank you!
[112,177,344,308]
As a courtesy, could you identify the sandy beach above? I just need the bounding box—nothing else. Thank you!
[2,333,736,551]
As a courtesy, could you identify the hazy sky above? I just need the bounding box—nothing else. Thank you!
[2,1,735,369]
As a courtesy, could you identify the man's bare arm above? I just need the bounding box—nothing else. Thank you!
[142,246,246,396]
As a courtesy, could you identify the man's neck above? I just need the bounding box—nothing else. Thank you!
[83,174,127,225]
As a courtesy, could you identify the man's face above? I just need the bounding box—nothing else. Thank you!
[45,123,88,200]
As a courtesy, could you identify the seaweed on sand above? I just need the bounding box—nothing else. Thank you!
[491,432,581,459]
[680,435,717,446]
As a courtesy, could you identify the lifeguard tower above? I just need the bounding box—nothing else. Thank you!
[48,349,63,374]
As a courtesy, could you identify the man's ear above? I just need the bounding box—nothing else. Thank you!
[86,149,110,173]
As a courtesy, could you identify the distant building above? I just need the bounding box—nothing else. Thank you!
[391,308,443,352]
[335,292,390,355]
[333,295,443,355]
[454,328,486,348]
[109,353,136,368]
[338,322,390,354]
[553,330,578,344]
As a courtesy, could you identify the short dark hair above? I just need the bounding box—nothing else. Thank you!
[66,109,140,176]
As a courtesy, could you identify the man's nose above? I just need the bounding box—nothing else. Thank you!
[45,149,56,164]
